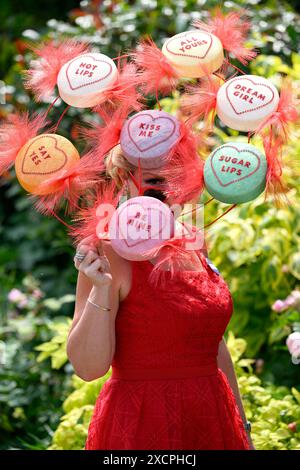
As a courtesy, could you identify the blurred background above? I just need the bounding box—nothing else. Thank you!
[0,0,299,450]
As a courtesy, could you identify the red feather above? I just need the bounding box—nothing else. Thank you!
[93,61,145,113]
[131,36,180,96]
[180,75,222,125]
[28,150,105,215]
[67,179,121,250]
[24,39,90,101]
[262,132,289,207]
[0,111,49,175]
[192,9,257,66]
[156,122,205,206]
[142,224,205,289]
[80,100,133,162]
[255,80,299,143]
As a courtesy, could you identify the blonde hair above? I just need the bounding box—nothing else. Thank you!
[103,144,136,190]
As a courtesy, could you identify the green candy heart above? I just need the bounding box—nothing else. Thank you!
[204,142,267,204]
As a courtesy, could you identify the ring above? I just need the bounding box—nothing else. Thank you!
[74,252,86,261]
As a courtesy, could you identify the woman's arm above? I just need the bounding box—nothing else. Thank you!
[66,240,124,381]
[67,274,119,381]
[217,337,255,449]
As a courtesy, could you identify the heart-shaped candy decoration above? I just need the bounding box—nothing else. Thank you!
[204,142,267,204]
[15,134,80,194]
[120,110,181,169]
[109,196,175,261]
[57,53,118,107]
[65,54,113,90]
[225,77,276,115]
[216,75,280,132]
[161,30,224,78]
[164,31,213,60]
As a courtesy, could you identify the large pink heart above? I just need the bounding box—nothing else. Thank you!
[225,77,275,115]
[66,54,113,90]
[211,145,261,186]
[127,113,177,153]
[117,203,168,248]
[165,31,213,59]
[22,136,68,175]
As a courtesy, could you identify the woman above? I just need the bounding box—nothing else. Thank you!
[67,145,255,450]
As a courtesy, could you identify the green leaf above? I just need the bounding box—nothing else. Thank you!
[288,252,300,280]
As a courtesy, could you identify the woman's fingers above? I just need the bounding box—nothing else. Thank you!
[77,235,93,248]
[74,248,113,286]
[77,235,98,253]
[96,240,105,257]
[74,249,95,270]
[85,258,104,275]
[78,250,98,268]
[76,244,90,256]
[73,237,113,286]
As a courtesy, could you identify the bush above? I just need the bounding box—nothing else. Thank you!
[0,275,74,450]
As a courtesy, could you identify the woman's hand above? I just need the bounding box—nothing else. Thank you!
[73,235,113,287]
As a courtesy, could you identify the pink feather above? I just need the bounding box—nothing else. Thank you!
[141,227,204,289]
[262,132,289,207]
[192,9,257,66]
[24,39,90,101]
[131,36,180,96]
[93,61,145,113]
[156,122,205,206]
[255,80,299,143]
[0,111,49,175]
[180,75,222,125]
[28,150,105,215]
[80,100,133,162]
[67,179,121,250]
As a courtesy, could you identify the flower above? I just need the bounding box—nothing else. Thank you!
[286,332,300,358]
[32,288,43,299]
[17,297,29,309]
[7,288,28,309]
[289,290,300,311]
[272,299,286,312]
[271,290,300,313]
[8,288,24,303]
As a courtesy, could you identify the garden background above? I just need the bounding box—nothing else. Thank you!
[0,0,299,450]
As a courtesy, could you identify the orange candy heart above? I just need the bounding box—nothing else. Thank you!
[15,134,80,194]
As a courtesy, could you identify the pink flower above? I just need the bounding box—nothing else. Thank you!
[8,288,24,303]
[17,297,29,309]
[32,288,43,299]
[272,299,286,312]
[290,290,300,312]
[7,288,28,309]
[285,295,296,307]
[286,332,300,358]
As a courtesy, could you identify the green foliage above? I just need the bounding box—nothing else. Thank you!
[206,193,299,356]
[0,276,74,450]
[238,376,300,450]
[227,332,300,450]
[48,373,111,450]
[35,318,72,369]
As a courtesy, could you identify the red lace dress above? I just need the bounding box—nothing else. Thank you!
[85,251,250,450]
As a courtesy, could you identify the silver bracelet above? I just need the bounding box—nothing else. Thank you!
[244,420,252,433]
[87,298,112,312]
